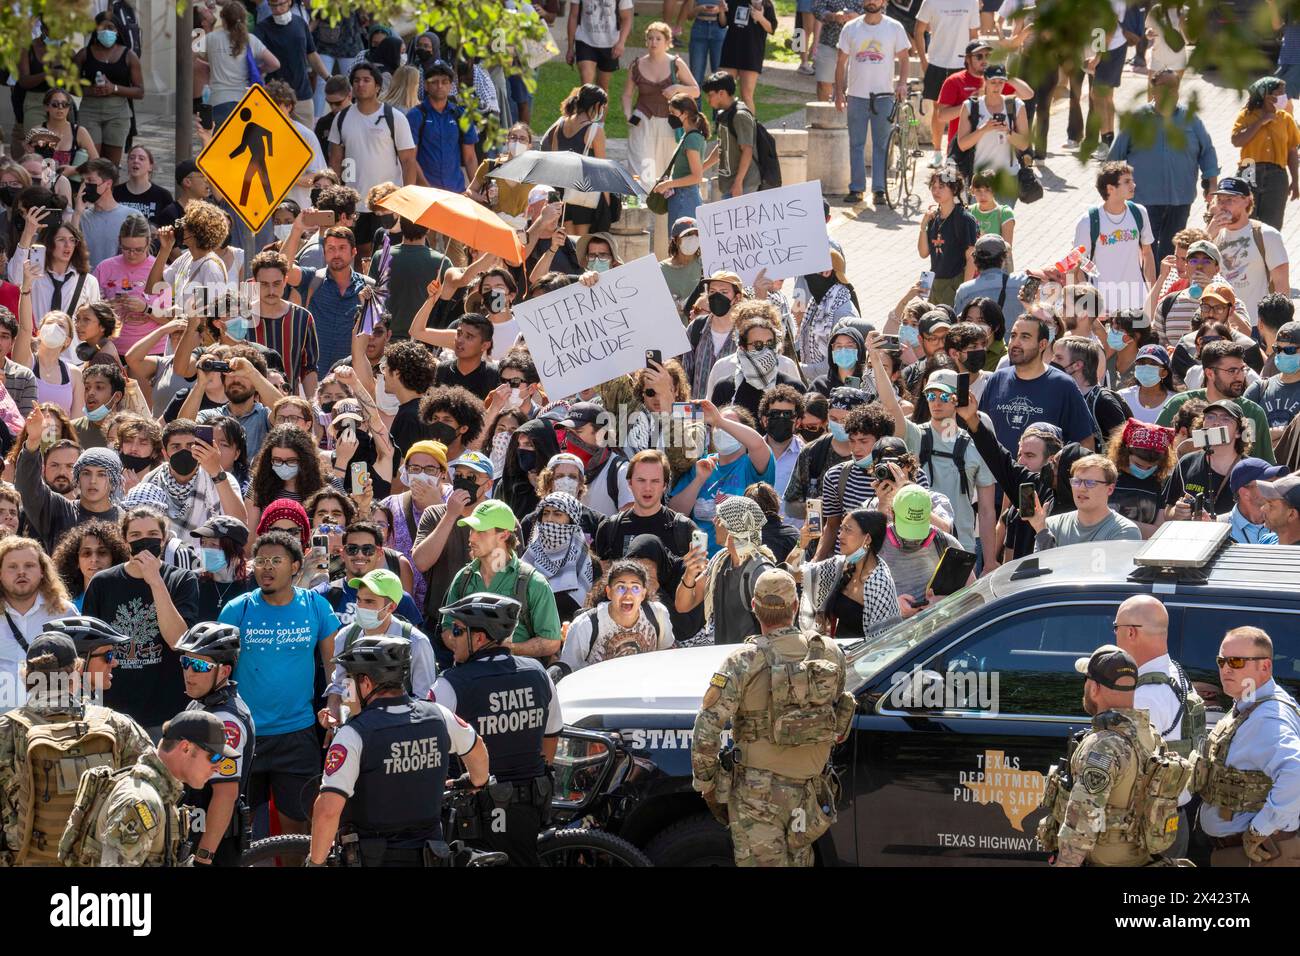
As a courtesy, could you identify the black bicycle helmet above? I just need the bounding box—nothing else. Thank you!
[175,622,241,665]
[336,636,411,684]
[440,592,521,644]
[41,615,130,656]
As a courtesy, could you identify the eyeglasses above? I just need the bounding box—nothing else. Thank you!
[87,650,115,664]
[612,584,644,597]
[923,390,957,404]
[276,414,308,425]
[745,341,774,351]
[344,543,378,556]
[1069,477,1111,490]
[48,100,71,109]
[180,655,218,673]
[405,465,441,477]
[1111,621,1147,631]
[271,457,299,467]
[1209,365,1246,377]
[1217,655,1269,669]
[253,556,289,569]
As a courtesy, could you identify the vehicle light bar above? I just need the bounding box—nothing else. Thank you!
[1132,520,1231,569]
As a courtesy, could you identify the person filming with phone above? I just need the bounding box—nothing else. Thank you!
[1164,399,1250,521]
[1022,453,1141,550]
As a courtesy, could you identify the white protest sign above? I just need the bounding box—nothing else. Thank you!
[513,255,689,399]
[696,180,831,284]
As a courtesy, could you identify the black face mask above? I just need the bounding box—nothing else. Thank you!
[798,426,825,442]
[169,448,198,476]
[129,537,162,558]
[320,400,337,416]
[765,416,794,443]
[452,473,479,500]
[82,182,101,204]
[374,214,397,230]
[119,452,154,472]
[1049,360,1066,373]
[517,449,538,473]
[75,341,98,362]
[428,420,459,446]
[708,292,732,317]
[0,185,19,206]
[963,349,987,372]
[33,145,55,159]
[667,115,683,130]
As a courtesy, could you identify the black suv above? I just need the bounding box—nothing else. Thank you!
[553,524,1300,865]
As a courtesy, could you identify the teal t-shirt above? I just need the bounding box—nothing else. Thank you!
[670,450,776,555]
[672,129,707,179]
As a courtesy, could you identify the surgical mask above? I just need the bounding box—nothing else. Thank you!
[273,11,293,24]
[678,235,700,256]
[1046,326,1056,346]
[225,316,252,341]
[401,467,439,490]
[39,324,67,349]
[899,325,920,348]
[713,428,742,456]
[274,224,293,242]
[588,257,611,272]
[354,606,385,630]
[708,291,732,317]
[170,448,197,475]
[97,30,117,47]
[831,347,858,369]
[1129,462,1158,479]
[507,140,527,157]
[202,547,228,573]
[1134,364,1163,387]
[374,376,401,414]
[828,421,849,442]
[273,462,300,481]
[553,475,579,495]
[845,545,867,565]
[1106,329,1127,350]
[1277,352,1300,375]
[86,403,110,422]
[129,538,162,558]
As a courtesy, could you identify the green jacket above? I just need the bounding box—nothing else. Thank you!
[1155,390,1274,464]
[440,555,562,643]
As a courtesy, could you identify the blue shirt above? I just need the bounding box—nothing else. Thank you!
[1225,505,1279,545]
[221,587,341,735]
[312,579,425,631]
[670,450,776,555]
[978,365,1097,452]
[953,268,1028,332]
[255,16,317,101]
[294,266,373,375]
[1199,680,1300,837]
[1108,106,1219,206]
[406,99,479,191]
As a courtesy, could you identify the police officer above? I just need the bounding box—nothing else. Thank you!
[311,637,488,867]
[1198,626,1300,866]
[690,568,855,867]
[433,593,563,866]
[1037,645,1193,867]
[0,632,152,866]
[42,615,133,698]
[176,622,255,867]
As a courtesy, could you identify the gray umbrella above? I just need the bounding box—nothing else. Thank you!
[487,149,646,197]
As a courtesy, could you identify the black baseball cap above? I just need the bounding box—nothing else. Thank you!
[26,634,77,668]
[871,436,908,462]
[423,59,455,81]
[558,401,605,429]
[191,515,249,549]
[1276,320,1300,347]
[1212,177,1251,198]
[1074,644,1139,690]
[175,159,200,185]
[965,39,993,56]
[984,64,1007,79]
[162,710,238,757]
[1204,398,1245,423]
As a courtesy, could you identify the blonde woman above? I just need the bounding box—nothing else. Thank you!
[15,268,84,414]
[381,64,424,110]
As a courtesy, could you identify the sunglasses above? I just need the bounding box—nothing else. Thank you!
[1069,477,1111,490]
[451,624,469,637]
[87,650,115,664]
[1217,655,1269,669]
[1276,345,1300,356]
[1187,254,1214,264]
[199,746,224,764]
[923,390,957,404]
[317,523,346,535]
[180,655,218,673]
[502,377,526,387]
[745,341,774,351]
[48,100,72,109]
[344,543,378,556]
[612,584,644,597]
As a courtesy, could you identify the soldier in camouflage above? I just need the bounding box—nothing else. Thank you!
[89,711,236,866]
[690,568,855,867]
[1038,645,1193,867]
[0,633,152,866]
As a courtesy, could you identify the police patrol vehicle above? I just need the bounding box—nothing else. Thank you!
[553,523,1300,865]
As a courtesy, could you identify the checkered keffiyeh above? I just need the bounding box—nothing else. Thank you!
[74,448,124,500]
[702,496,775,625]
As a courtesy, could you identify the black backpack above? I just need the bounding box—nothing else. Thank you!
[721,103,782,191]
[919,427,973,502]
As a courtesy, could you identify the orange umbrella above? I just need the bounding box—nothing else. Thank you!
[376,185,525,265]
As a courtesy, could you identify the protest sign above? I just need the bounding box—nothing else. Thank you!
[697,180,831,284]
[513,255,689,398]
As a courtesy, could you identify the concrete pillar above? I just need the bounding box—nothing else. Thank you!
[137,0,177,121]
[611,205,652,262]
[805,101,849,196]
[770,128,807,186]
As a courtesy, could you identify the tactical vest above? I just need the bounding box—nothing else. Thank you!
[1037,712,1193,861]
[1196,695,1300,817]
[1135,661,1206,758]
[344,697,450,842]
[59,763,189,867]
[182,682,255,834]
[733,633,845,748]
[9,706,121,866]
[442,650,551,783]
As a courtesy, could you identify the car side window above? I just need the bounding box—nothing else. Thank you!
[1173,607,1300,713]
[928,605,1116,717]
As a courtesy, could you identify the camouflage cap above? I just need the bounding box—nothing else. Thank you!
[752,568,798,608]
[1074,644,1139,690]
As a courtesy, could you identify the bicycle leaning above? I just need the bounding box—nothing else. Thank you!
[882,78,925,213]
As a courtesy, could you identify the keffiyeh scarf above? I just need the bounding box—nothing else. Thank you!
[150,464,198,526]
[74,447,124,501]
[735,347,779,392]
[521,492,594,597]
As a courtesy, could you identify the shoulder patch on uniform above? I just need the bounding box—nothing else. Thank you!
[133,801,157,830]
[709,673,729,689]
[1081,766,1112,794]
[324,743,348,775]
[223,721,241,750]
[216,757,238,777]
[1085,751,1114,772]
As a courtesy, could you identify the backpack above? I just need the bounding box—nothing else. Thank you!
[1134,661,1206,760]
[601,453,628,507]
[720,103,781,191]
[1087,201,1147,261]
[8,708,121,865]
[734,633,846,747]
[947,96,1021,183]
[572,604,662,662]
[58,763,188,867]
[332,103,401,166]
[1249,220,1278,293]
[447,559,539,639]
[919,427,973,502]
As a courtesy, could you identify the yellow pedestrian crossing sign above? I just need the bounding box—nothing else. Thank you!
[196,83,313,234]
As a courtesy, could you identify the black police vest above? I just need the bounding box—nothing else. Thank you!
[183,680,255,813]
[346,696,451,841]
[441,650,550,783]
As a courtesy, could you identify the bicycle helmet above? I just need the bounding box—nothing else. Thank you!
[440,592,521,644]
[336,636,411,685]
[40,615,130,656]
[175,622,241,665]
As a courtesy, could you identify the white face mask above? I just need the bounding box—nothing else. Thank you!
[507,387,523,409]
[39,324,67,350]
[374,375,402,414]
[273,223,293,242]
[1277,92,1291,109]
[272,11,293,25]
[507,140,528,157]
[552,475,580,496]
[678,235,700,256]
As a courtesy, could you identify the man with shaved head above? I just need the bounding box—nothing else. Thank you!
[1112,594,1203,856]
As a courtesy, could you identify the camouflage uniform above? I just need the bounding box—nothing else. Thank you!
[91,750,186,867]
[0,691,152,866]
[691,625,855,867]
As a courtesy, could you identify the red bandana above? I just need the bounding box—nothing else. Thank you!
[1122,418,1173,454]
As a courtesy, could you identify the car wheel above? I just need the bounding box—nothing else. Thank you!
[644,812,735,867]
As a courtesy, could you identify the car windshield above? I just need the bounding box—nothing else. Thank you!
[843,579,993,691]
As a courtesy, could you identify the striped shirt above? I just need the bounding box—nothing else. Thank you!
[251,303,319,392]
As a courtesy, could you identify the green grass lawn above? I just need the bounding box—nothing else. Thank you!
[529,59,806,140]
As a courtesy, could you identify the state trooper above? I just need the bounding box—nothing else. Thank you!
[1197,626,1300,866]
[1112,595,1205,856]
[433,593,563,866]
[1037,645,1193,867]
[176,622,255,867]
[690,568,855,867]
[62,710,236,867]
[0,631,152,866]
[311,637,488,867]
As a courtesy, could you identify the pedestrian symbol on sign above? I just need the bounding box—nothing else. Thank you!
[230,108,274,206]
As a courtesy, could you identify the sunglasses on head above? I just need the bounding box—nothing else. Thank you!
[180,655,218,673]
[1217,655,1269,669]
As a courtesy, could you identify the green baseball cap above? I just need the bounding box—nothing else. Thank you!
[349,568,404,605]
[892,484,933,541]
[457,499,518,532]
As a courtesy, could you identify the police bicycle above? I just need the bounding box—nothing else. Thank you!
[882,78,925,214]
